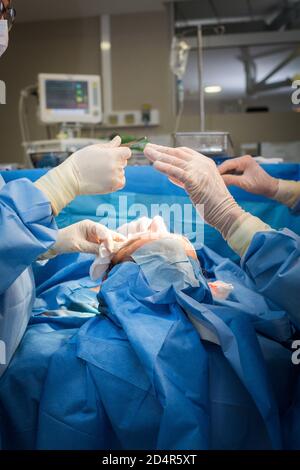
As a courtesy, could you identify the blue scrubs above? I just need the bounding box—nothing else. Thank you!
[242,229,300,331]
[292,198,300,215]
[0,237,297,450]
[0,175,57,378]
[1,172,300,449]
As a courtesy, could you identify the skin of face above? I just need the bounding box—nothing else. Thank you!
[1,0,10,19]
[111,233,197,266]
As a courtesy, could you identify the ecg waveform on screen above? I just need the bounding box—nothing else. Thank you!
[46,80,89,111]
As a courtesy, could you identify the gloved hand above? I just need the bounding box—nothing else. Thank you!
[35,136,132,215]
[144,143,270,257]
[41,220,126,259]
[219,155,300,209]
[218,155,279,197]
[145,143,244,235]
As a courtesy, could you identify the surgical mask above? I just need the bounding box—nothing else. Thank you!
[0,20,8,58]
[132,238,200,292]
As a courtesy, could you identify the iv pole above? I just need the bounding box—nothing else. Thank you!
[197,25,205,132]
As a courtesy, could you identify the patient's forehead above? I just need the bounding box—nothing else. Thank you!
[143,233,195,251]
[126,232,193,252]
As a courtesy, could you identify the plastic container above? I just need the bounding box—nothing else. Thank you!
[174,132,234,157]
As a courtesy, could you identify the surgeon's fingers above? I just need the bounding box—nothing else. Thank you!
[146,149,186,169]
[218,159,241,175]
[153,161,187,185]
[177,146,199,156]
[100,135,122,148]
[221,173,246,188]
[147,143,202,158]
[88,223,113,251]
[95,225,126,253]
[115,147,132,162]
[145,146,189,167]
[107,231,127,253]
[218,156,250,175]
[79,240,103,255]
[145,144,192,162]
[168,176,185,188]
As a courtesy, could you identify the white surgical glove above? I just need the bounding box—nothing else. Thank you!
[218,155,279,198]
[41,220,126,259]
[35,136,132,215]
[145,143,271,257]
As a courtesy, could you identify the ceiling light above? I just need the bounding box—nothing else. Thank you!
[101,41,111,51]
[205,85,222,94]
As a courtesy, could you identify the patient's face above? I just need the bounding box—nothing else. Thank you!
[111,233,197,266]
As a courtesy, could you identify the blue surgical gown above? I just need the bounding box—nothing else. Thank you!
[1,177,300,449]
[241,228,300,330]
[0,227,299,450]
[292,198,300,215]
[0,175,57,378]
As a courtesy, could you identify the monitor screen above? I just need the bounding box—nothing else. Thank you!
[45,80,89,115]
[39,74,102,124]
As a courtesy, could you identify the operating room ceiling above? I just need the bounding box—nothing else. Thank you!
[184,45,300,111]
[13,0,300,26]
[12,0,171,22]
[12,0,300,112]
[175,0,300,21]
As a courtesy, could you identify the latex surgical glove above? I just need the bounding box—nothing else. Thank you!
[34,136,132,215]
[41,220,126,259]
[272,179,300,209]
[219,155,300,209]
[145,143,271,257]
[218,155,279,197]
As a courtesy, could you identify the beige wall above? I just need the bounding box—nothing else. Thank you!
[0,17,101,164]
[181,112,300,156]
[0,10,299,165]
[111,12,174,132]
[0,11,174,165]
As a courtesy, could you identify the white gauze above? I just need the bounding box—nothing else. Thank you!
[89,216,169,281]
